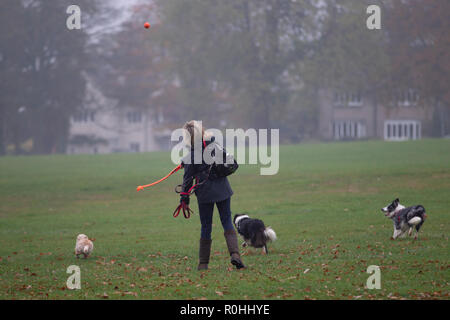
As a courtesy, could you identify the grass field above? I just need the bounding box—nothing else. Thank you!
[0,139,449,300]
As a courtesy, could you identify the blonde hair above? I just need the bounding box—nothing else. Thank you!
[183,120,205,147]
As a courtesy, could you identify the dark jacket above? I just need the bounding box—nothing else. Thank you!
[181,137,233,204]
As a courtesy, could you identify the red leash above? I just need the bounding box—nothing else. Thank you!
[173,183,198,219]
[135,163,195,219]
[138,141,209,219]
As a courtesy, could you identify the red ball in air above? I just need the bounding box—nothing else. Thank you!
[144,22,150,29]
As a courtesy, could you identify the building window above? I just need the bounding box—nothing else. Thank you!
[334,92,363,107]
[333,121,366,140]
[127,111,142,123]
[384,120,421,141]
[396,89,419,107]
[130,143,140,153]
[73,110,95,123]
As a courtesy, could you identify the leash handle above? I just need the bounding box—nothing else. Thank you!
[173,202,193,219]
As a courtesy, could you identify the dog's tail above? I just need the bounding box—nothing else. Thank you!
[408,217,422,226]
[264,227,277,242]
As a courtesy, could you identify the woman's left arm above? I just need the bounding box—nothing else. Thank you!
[180,162,194,204]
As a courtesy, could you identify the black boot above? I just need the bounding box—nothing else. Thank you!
[224,230,246,269]
[198,238,212,270]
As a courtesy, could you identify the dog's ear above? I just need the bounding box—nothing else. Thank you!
[394,198,399,203]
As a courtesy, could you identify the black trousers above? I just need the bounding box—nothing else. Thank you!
[198,197,234,239]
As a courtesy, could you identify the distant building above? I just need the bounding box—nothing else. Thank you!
[67,77,165,154]
[318,89,440,141]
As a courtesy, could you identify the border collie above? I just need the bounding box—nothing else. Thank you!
[381,198,427,240]
[233,214,277,254]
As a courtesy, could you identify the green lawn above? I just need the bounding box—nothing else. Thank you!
[0,139,449,300]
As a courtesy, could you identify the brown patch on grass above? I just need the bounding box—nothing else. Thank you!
[431,173,450,179]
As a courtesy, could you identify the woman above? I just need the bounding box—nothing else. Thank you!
[179,120,245,270]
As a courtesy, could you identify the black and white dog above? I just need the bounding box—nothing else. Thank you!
[233,214,277,254]
[381,198,427,240]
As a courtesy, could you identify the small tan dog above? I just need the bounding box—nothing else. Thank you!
[75,234,94,258]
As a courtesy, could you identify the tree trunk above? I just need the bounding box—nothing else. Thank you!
[0,107,5,155]
[438,101,447,137]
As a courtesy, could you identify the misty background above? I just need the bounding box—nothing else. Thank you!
[0,0,448,155]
